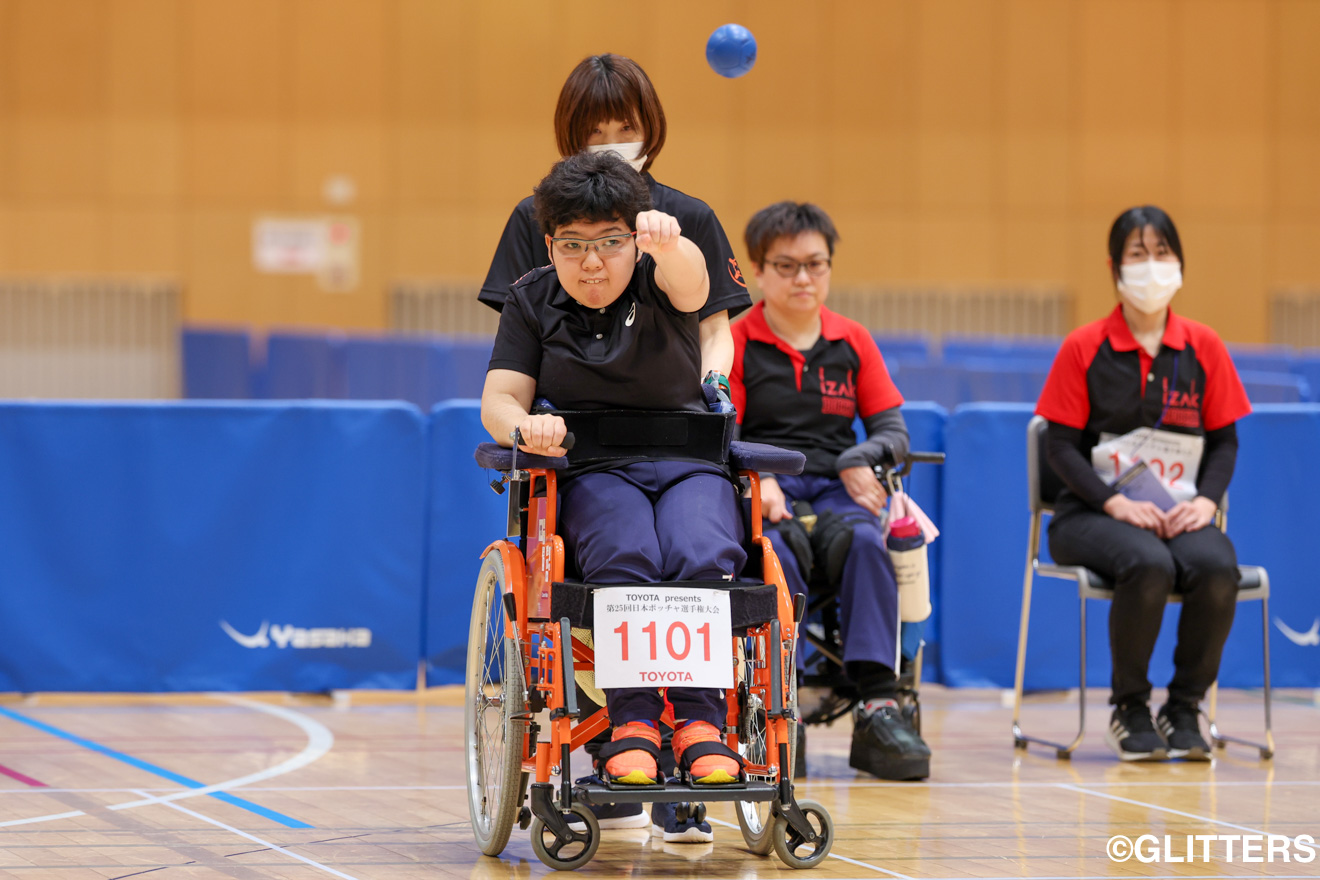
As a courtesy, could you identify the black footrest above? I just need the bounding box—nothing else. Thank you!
[574,780,777,804]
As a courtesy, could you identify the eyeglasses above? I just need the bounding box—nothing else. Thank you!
[550,232,636,260]
[766,257,831,278]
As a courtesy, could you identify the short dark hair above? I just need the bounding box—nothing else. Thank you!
[533,151,654,237]
[744,201,841,265]
[1107,205,1184,283]
[554,54,667,173]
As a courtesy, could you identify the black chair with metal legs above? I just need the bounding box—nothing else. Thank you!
[1011,415,1274,760]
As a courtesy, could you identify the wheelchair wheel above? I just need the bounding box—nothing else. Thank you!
[772,799,833,868]
[735,631,798,855]
[464,551,527,856]
[530,803,600,871]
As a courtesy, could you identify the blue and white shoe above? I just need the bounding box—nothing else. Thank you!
[567,777,649,830]
[651,801,714,843]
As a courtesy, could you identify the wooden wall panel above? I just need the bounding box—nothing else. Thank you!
[0,0,1317,340]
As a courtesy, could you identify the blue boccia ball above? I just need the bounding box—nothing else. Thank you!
[706,23,757,78]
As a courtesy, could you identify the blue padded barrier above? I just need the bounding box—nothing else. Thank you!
[264,333,347,399]
[893,364,964,411]
[424,401,509,685]
[1231,406,1320,687]
[343,337,449,409]
[961,360,1050,403]
[940,336,1060,367]
[872,335,933,368]
[425,403,949,685]
[0,402,427,692]
[1294,355,1320,405]
[1229,344,1295,374]
[439,336,494,401]
[1240,371,1311,404]
[937,403,1320,689]
[182,328,252,399]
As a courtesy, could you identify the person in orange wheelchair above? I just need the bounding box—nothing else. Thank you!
[480,150,747,790]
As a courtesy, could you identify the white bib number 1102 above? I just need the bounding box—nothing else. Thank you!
[593,586,732,690]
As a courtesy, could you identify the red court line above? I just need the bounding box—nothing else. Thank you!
[0,762,47,787]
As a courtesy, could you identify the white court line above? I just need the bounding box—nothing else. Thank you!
[0,696,333,829]
[16,778,1314,795]
[109,693,334,811]
[707,815,915,880]
[796,779,1317,790]
[1055,783,1270,835]
[0,809,86,827]
[133,790,360,880]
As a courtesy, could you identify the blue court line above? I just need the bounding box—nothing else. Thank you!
[0,705,311,828]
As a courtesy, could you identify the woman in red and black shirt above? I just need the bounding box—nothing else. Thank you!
[1035,206,1251,762]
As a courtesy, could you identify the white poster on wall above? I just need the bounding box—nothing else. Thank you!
[252,216,360,292]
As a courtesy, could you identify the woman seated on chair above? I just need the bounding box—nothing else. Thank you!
[481,150,746,787]
[1035,205,1251,762]
[727,201,930,781]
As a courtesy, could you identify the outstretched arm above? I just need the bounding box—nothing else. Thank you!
[637,210,709,313]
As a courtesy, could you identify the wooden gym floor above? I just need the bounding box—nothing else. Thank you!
[0,686,1314,880]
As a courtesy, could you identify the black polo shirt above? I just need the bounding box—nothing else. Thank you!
[730,302,904,476]
[479,174,752,322]
[488,254,704,414]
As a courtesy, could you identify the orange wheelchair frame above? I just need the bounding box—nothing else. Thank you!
[464,441,833,870]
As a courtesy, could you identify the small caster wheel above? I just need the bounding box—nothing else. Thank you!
[772,799,833,868]
[517,806,532,830]
[530,804,600,871]
[1055,748,1072,761]
[1013,737,1027,751]
[1261,749,1275,760]
[693,802,707,825]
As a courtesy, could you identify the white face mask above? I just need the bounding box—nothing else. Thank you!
[585,141,647,172]
[1117,259,1182,315]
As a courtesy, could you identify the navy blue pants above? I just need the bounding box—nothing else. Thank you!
[560,460,746,729]
[763,474,899,669]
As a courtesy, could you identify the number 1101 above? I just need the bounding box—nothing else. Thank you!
[613,621,712,662]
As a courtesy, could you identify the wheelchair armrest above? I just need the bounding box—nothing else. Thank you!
[730,441,806,476]
[474,442,569,471]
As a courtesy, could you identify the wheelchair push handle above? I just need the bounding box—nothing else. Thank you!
[873,450,945,478]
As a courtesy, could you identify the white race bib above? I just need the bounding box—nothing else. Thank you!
[593,587,732,690]
[1091,427,1204,504]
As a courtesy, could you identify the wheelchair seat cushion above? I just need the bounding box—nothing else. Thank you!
[729,441,806,476]
[474,442,569,471]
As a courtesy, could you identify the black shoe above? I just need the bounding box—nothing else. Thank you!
[849,699,930,780]
[1106,703,1168,762]
[1157,701,1211,761]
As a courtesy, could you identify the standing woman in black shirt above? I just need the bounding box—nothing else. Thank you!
[480,53,751,395]
[1035,206,1252,762]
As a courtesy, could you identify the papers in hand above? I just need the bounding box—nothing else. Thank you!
[1112,459,1177,512]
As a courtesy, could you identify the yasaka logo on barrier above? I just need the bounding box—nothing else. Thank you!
[220,620,373,649]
